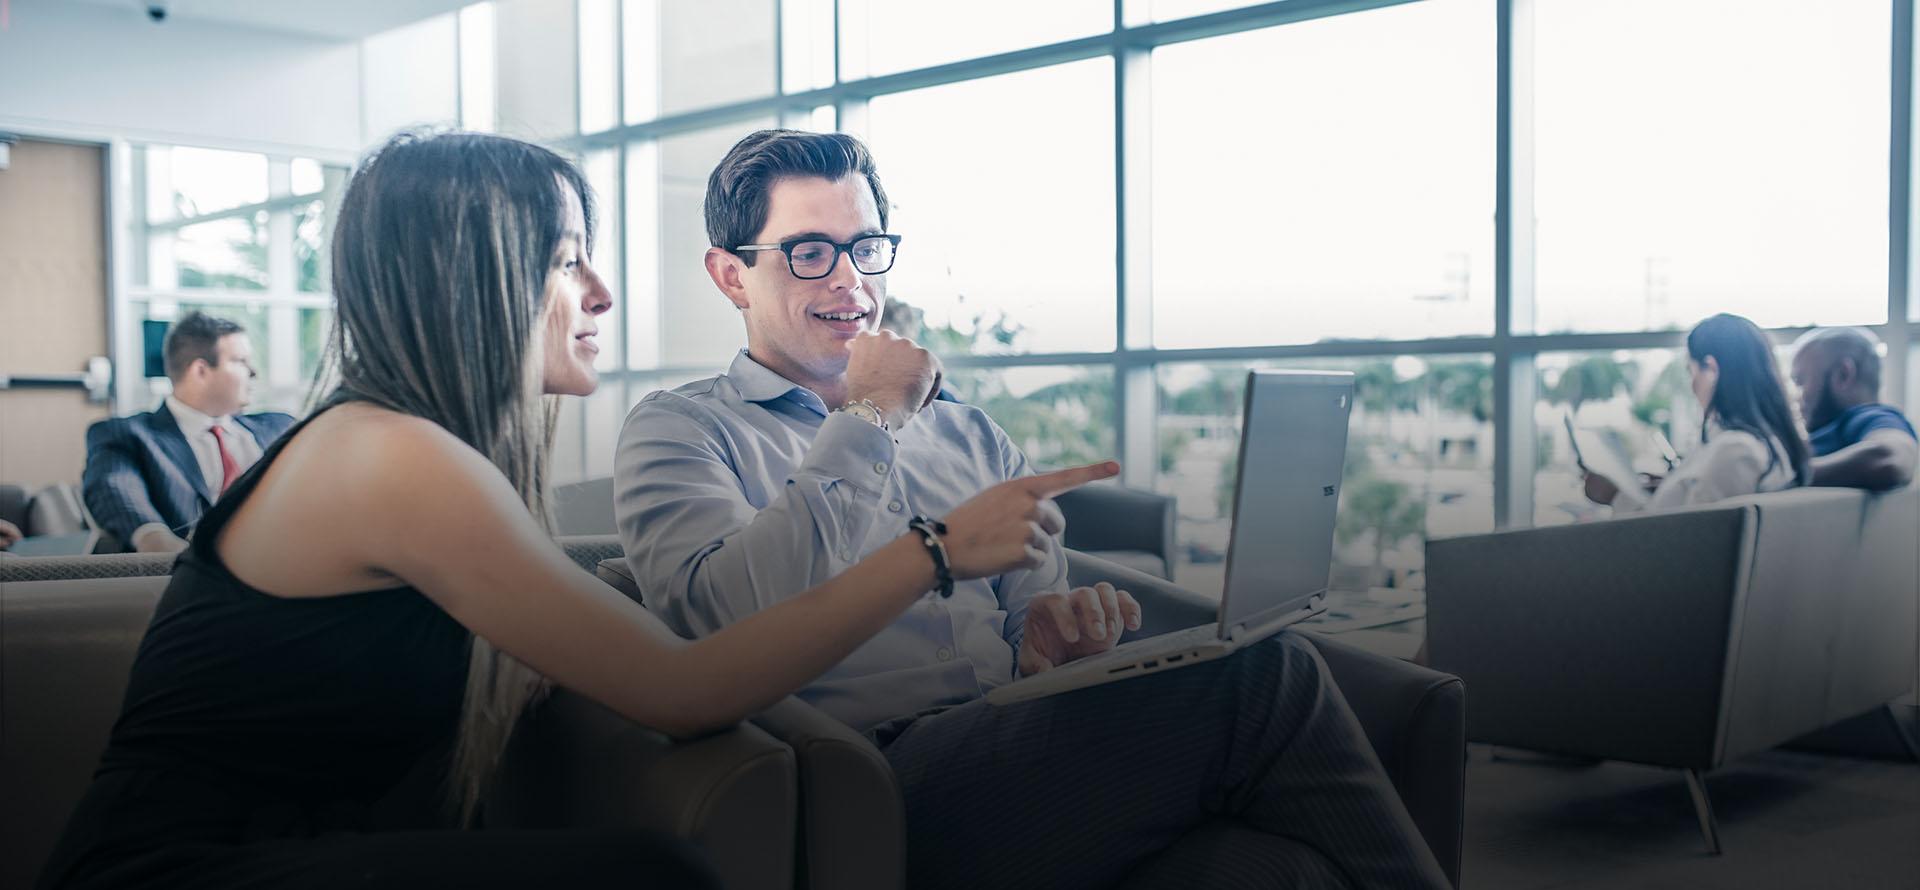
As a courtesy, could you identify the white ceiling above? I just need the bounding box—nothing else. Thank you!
[58,0,477,40]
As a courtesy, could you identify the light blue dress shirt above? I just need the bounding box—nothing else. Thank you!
[614,351,1067,731]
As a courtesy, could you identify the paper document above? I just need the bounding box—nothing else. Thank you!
[1562,411,1641,492]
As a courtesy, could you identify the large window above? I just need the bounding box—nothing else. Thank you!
[1531,0,1890,333]
[867,59,1117,355]
[133,145,349,414]
[1151,0,1494,348]
[1531,349,1700,526]
[555,0,1920,620]
[837,0,1109,79]
[1157,355,1493,598]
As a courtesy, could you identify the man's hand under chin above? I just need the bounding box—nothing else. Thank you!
[844,330,941,431]
[1017,582,1144,676]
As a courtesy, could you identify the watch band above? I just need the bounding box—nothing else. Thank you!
[907,516,954,598]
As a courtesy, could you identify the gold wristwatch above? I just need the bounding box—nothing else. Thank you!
[836,398,890,433]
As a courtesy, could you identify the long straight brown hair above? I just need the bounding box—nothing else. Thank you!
[317,130,595,824]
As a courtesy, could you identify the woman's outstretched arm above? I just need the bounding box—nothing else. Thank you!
[357,414,1115,738]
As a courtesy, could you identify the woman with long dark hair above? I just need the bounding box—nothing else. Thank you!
[37,131,1113,889]
[1585,312,1810,511]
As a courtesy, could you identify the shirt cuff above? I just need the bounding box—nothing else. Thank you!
[799,411,899,494]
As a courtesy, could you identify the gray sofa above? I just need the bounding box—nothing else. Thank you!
[1425,486,1919,852]
[0,536,794,890]
[598,549,1468,889]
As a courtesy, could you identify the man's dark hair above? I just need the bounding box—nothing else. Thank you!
[162,311,245,380]
[704,129,890,266]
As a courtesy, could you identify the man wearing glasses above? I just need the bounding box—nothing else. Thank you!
[613,129,1447,888]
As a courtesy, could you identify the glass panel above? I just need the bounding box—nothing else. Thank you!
[459,2,498,132]
[624,0,777,122]
[579,0,619,133]
[838,0,1109,80]
[584,378,631,478]
[294,200,328,293]
[174,213,270,291]
[582,149,623,372]
[628,118,780,370]
[1151,0,1494,348]
[1533,0,1888,333]
[552,395,588,484]
[1138,0,1259,22]
[1532,348,1703,526]
[298,307,332,383]
[780,0,835,94]
[1156,356,1495,612]
[147,146,269,221]
[947,366,1115,470]
[290,159,325,196]
[868,59,1116,355]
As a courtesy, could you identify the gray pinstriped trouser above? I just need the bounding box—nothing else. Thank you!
[878,631,1450,889]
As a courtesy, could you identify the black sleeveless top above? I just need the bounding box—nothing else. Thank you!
[39,406,474,889]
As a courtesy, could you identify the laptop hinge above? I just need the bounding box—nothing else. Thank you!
[1226,593,1325,643]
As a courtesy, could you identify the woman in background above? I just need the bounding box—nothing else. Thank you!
[1585,312,1810,511]
[37,132,1110,890]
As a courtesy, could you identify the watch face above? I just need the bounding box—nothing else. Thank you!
[840,401,885,428]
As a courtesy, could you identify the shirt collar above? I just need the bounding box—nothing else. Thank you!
[165,395,227,434]
[726,350,831,415]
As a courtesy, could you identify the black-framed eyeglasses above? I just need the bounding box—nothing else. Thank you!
[733,234,901,280]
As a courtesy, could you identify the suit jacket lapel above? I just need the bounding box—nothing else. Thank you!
[154,403,214,507]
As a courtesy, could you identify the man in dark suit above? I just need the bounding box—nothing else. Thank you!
[83,312,296,553]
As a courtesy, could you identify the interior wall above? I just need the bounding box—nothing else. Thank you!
[361,13,462,144]
[0,139,111,491]
[0,2,363,158]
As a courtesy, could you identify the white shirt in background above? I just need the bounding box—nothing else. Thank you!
[1613,421,1798,514]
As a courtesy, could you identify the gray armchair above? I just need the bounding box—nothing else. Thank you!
[1053,485,1178,580]
[596,549,1468,889]
[1425,486,1919,853]
[0,561,798,890]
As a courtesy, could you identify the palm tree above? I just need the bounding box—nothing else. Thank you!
[1426,360,1493,422]
[1547,355,1636,417]
[1335,476,1428,579]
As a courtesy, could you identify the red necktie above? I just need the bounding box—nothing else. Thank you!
[208,425,240,496]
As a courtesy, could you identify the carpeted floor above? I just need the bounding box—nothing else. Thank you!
[1460,744,1920,889]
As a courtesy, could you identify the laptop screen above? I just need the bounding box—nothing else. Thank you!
[1218,371,1354,634]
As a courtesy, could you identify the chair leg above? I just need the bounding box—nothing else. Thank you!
[1886,705,1920,761]
[1684,769,1722,855]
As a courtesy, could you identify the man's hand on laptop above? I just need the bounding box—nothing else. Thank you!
[845,330,942,431]
[1017,582,1143,676]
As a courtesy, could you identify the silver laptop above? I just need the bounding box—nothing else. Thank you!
[988,370,1355,705]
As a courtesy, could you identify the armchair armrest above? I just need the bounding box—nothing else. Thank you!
[1304,631,1465,887]
[596,556,903,889]
[489,689,798,890]
[753,697,906,890]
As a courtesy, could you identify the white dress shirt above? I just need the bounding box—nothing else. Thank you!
[615,351,1067,731]
[1613,422,1798,514]
[131,397,266,550]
